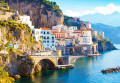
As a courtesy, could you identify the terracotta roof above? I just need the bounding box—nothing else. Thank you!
[40,27,51,30]
[74,30,81,31]
[66,37,73,39]
[73,32,81,33]
[82,29,90,31]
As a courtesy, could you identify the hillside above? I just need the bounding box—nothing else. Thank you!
[0,20,44,52]
[3,0,64,28]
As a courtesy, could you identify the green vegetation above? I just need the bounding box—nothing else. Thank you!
[30,36,33,42]
[20,0,62,12]
[64,15,74,21]
[64,15,80,27]
[92,36,114,51]
[0,0,3,3]
[39,0,62,12]
[0,66,15,83]
[0,1,9,11]
[0,20,32,41]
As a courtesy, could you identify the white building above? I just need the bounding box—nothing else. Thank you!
[99,31,104,38]
[68,26,78,33]
[85,22,91,29]
[79,29,93,45]
[32,28,55,50]
[65,37,75,46]
[93,31,97,37]
[18,15,34,29]
[52,24,68,30]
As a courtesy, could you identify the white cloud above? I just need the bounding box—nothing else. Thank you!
[64,10,81,17]
[64,3,120,17]
[83,3,120,15]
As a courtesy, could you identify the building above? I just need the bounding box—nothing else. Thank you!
[32,28,55,50]
[80,21,84,30]
[79,29,93,45]
[74,18,78,21]
[85,22,91,29]
[52,24,67,30]
[99,31,104,38]
[52,25,69,39]
[93,31,97,37]
[18,15,34,29]
[51,29,68,39]
[68,26,78,33]
[55,39,66,47]
[70,30,82,38]
[65,37,75,46]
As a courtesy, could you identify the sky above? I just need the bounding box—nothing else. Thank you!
[49,0,120,17]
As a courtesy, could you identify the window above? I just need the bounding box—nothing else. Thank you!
[47,41,49,43]
[41,31,43,34]
[32,30,35,34]
[47,32,50,34]
[52,37,54,39]
[47,36,49,39]
[44,32,45,34]
[40,36,43,38]
[52,44,54,46]
[43,41,46,43]
[52,41,54,43]
[44,36,46,39]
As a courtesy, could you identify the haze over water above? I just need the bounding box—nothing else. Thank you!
[15,44,120,83]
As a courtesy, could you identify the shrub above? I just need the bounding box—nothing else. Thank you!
[0,66,15,83]
[0,25,2,28]
[1,22,6,26]
[29,56,34,61]
[0,1,3,3]
[30,36,33,42]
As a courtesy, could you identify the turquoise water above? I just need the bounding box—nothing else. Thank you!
[15,44,120,83]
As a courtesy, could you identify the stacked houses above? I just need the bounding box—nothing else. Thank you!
[14,13,100,56]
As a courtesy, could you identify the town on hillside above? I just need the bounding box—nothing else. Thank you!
[0,8,104,56]
[0,1,117,82]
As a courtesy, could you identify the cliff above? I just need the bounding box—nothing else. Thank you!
[3,0,64,28]
[0,20,44,79]
[92,37,117,52]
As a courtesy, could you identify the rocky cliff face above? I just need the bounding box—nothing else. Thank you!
[98,41,117,52]
[4,0,64,28]
[92,37,117,52]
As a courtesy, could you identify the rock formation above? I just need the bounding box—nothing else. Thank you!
[4,0,64,28]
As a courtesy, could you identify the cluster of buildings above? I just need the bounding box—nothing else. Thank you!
[16,14,104,56]
[93,31,104,38]
[0,9,104,56]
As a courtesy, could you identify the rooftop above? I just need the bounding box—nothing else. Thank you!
[66,37,73,39]
[40,27,51,30]
[82,29,91,31]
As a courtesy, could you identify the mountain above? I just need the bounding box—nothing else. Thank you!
[92,23,120,44]
[3,0,64,28]
[81,12,120,27]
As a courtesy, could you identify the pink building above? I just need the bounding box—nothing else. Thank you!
[53,32,68,39]
[70,30,82,38]
[74,17,78,21]
[51,28,69,39]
